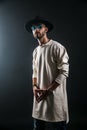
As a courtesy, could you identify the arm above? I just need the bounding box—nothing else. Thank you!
[47,80,60,92]
[54,45,69,85]
[32,50,40,98]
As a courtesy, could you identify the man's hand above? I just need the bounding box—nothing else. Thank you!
[35,89,51,103]
[33,86,40,101]
[33,81,59,103]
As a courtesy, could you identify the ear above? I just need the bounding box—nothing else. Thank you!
[45,27,48,32]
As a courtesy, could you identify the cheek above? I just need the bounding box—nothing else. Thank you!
[42,30,46,35]
[40,28,46,34]
[32,31,37,37]
[32,31,35,35]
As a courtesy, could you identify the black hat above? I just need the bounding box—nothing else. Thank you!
[25,16,54,33]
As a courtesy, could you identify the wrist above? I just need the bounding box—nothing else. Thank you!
[33,84,39,89]
[46,88,53,94]
[33,84,37,87]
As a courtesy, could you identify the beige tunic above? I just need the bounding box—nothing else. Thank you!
[32,40,69,123]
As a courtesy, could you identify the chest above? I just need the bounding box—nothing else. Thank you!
[36,46,51,64]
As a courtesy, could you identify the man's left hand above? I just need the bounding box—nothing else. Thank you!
[35,89,49,103]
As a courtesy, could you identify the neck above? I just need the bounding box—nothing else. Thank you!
[37,36,50,46]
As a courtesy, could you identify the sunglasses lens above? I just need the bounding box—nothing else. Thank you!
[31,26,35,30]
[38,25,42,29]
[31,24,42,31]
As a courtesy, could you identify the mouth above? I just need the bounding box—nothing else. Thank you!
[36,32,40,35]
[36,32,41,37]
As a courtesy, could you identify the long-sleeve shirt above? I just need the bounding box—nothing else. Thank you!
[32,39,69,123]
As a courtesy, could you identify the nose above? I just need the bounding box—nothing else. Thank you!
[35,28,40,32]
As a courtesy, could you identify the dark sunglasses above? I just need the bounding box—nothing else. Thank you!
[31,24,43,31]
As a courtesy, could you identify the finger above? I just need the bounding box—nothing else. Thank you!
[37,92,47,102]
[35,89,46,92]
[37,95,43,102]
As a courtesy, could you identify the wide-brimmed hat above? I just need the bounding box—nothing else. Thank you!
[25,16,54,33]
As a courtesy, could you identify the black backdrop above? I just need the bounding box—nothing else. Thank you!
[0,0,87,129]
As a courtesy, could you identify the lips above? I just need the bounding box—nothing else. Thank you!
[36,32,40,36]
[36,32,40,34]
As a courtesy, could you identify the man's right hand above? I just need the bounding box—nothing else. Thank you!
[33,86,41,101]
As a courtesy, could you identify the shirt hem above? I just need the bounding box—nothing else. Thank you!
[32,115,68,123]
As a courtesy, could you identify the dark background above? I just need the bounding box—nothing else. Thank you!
[0,0,87,129]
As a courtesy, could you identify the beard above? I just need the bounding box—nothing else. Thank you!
[34,31,45,39]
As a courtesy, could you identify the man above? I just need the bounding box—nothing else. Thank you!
[25,16,69,130]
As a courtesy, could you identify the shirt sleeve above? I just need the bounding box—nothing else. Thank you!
[54,44,69,84]
[32,49,37,78]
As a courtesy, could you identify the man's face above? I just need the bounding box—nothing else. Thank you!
[31,23,48,39]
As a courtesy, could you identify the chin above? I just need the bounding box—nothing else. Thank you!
[34,34,42,39]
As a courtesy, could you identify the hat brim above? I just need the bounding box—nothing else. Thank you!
[25,19,53,33]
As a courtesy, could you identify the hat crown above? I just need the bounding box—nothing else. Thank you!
[34,16,45,21]
[35,16,40,19]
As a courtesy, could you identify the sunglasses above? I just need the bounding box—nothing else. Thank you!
[31,24,43,31]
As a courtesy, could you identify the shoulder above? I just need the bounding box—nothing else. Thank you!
[51,40,69,59]
[51,40,66,51]
[33,46,39,55]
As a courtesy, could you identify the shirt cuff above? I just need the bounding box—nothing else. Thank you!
[55,74,66,84]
